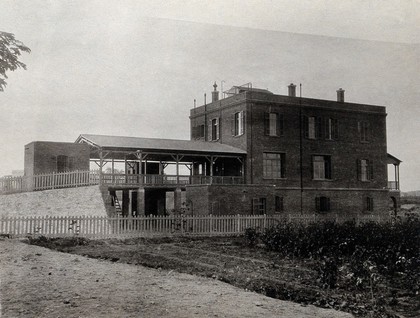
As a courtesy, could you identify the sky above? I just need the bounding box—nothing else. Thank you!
[0,0,419,191]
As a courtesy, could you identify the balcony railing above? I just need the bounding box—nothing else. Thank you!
[387,181,400,191]
[101,173,244,186]
[0,171,245,194]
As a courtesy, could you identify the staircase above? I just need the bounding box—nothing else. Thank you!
[112,195,123,216]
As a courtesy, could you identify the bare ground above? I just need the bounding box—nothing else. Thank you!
[0,238,353,318]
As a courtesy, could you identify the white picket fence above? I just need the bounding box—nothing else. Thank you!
[0,214,391,239]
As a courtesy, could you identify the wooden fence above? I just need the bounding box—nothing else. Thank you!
[0,170,244,194]
[32,170,99,191]
[0,175,27,194]
[0,214,391,239]
[0,170,100,194]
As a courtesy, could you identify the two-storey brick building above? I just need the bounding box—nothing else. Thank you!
[188,83,399,215]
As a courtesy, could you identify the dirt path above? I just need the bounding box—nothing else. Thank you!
[0,239,354,318]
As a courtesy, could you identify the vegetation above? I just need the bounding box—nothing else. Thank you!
[259,217,420,316]
[0,31,31,91]
[28,216,420,317]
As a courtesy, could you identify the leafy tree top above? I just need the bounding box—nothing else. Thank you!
[0,31,31,91]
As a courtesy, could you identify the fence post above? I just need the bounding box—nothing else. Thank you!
[181,214,184,235]
[236,214,240,234]
[51,172,55,190]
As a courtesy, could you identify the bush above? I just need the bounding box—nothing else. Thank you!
[244,227,260,247]
[260,216,420,292]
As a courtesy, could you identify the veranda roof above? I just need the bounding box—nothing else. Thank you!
[76,134,246,156]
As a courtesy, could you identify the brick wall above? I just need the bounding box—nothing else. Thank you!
[24,141,90,175]
[275,188,391,215]
[186,184,276,215]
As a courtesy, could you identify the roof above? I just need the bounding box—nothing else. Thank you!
[387,153,402,165]
[76,134,247,155]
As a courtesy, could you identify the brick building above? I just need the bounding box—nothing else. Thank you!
[188,83,400,215]
[21,82,401,217]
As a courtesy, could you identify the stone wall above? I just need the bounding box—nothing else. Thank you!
[0,186,107,218]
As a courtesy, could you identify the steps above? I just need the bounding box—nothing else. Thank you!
[112,195,123,216]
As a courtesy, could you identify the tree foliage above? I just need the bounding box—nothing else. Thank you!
[0,31,31,91]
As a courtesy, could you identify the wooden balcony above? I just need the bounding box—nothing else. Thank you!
[0,170,245,194]
[101,173,244,187]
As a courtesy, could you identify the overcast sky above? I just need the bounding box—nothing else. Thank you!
[0,0,419,191]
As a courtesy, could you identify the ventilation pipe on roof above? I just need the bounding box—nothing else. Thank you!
[288,83,296,97]
[337,88,345,102]
[212,82,219,102]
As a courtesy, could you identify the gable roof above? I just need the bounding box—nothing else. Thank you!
[76,134,246,155]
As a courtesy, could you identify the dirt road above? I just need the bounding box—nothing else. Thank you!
[0,239,353,318]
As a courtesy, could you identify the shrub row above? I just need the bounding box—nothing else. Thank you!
[247,216,419,292]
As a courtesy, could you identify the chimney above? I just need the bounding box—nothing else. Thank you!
[337,88,345,102]
[212,82,219,102]
[288,83,296,97]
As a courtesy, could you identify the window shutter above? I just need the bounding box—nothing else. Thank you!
[240,111,245,135]
[333,119,339,139]
[356,159,361,181]
[277,113,284,136]
[208,120,212,141]
[280,153,286,178]
[231,114,235,136]
[216,118,220,140]
[264,112,270,135]
[324,118,329,139]
[315,197,320,212]
[316,117,323,139]
[325,157,331,179]
[311,155,314,179]
[252,198,259,215]
[369,161,374,180]
[303,116,309,138]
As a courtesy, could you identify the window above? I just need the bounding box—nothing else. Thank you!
[316,196,331,212]
[303,116,316,139]
[325,118,339,140]
[56,155,74,172]
[263,152,285,179]
[275,196,284,212]
[264,112,284,136]
[304,116,339,140]
[211,118,219,141]
[313,155,332,180]
[365,197,374,212]
[358,121,370,142]
[192,124,205,139]
[357,159,373,181]
[252,198,266,215]
[233,111,244,136]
